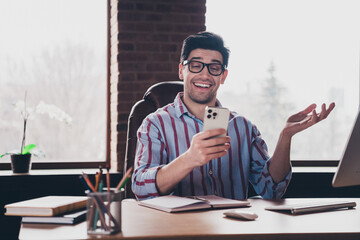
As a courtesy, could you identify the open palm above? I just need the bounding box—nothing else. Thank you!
[283,103,335,137]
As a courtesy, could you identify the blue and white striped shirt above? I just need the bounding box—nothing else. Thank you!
[132,93,291,200]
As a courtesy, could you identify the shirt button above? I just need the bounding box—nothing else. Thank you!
[209,170,213,175]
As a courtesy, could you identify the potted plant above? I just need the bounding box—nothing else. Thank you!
[1,92,71,173]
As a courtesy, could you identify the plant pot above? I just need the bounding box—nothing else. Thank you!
[10,154,32,173]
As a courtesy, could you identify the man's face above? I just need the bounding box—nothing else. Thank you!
[179,49,228,105]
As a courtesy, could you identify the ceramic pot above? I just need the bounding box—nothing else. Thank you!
[10,154,32,173]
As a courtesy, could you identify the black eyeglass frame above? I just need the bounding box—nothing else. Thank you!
[182,60,226,76]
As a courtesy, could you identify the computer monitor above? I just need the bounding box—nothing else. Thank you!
[332,109,360,187]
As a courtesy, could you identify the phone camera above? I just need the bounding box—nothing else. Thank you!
[208,109,212,113]
[213,112,217,117]
[207,114,211,119]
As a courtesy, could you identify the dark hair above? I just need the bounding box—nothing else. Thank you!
[180,31,230,68]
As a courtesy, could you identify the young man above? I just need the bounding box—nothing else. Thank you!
[132,32,335,200]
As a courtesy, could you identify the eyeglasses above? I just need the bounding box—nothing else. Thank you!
[182,60,225,76]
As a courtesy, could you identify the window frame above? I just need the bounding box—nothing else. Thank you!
[0,0,110,170]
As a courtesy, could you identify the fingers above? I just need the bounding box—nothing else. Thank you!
[288,104,317,123]
[195,134,231,152]
[310,102,335,124]
[188,141,230,167]
[190,129,231,166]
[302,103,317,115]
[199,128,227,140]
[201,142,230,155]
[283,102,335,137]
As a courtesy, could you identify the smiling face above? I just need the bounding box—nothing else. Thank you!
[179,49,228,108]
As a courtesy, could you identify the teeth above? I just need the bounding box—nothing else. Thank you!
[194,83,210,88]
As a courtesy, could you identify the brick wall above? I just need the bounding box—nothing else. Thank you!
[109,0,206,171]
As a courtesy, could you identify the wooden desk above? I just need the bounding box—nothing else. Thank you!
[19,198,360,240]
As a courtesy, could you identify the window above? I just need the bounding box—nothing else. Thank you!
[0,0,108,167]
[206,0,359,163]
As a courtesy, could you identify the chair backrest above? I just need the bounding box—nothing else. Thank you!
[123,81,184,198]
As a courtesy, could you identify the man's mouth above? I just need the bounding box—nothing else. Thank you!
[193,82,211,88]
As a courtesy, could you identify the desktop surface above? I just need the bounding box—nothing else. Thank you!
[19,198,360,240]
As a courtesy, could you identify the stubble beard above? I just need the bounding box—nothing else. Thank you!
[187,90,216,105]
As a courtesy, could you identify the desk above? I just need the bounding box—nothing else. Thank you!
[19,198,360,240]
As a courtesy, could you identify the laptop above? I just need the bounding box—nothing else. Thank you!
[265,200,356,215]
[332,108,360,187]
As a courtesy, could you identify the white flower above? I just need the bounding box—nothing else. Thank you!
[14,100,34,119]
[14,100,72,124]
[35,101,72,125]
[5,94,72,157]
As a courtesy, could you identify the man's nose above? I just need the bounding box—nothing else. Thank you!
[198,65,211,77]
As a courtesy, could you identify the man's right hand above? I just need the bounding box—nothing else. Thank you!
[156,128,230,195]
[184,128,231,168]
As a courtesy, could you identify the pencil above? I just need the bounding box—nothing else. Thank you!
[93,180,103,230]
[98,165,103,184]
[82,172,96,192]
[79,176,105,230]
[80,175,116,231]
[106,165,110,192]
[94,172,100,192]
[116,167,133,191]
[106,165,111,227]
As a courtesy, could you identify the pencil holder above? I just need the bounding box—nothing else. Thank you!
[86,189,124,235]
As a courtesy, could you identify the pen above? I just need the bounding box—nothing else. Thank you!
[93,180,103,230]
[80,175,112,231]
[116,167,133,191]
[79,175,92,193]
[105,165,111,227]
[94,171,100,192]
[106,165,110,192]
[79,176,105,230]
[82,172,96,192]
[119,176,130,190]
[98,165,103,185]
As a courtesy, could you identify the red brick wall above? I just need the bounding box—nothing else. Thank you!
[109,0,206,171]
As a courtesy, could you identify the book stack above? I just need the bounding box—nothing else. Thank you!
[5,196,87,225]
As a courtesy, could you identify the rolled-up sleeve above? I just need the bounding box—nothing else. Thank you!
[131,117,167,200]
[248,125,292,199]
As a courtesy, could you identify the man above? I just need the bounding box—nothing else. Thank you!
[132,32,335,200]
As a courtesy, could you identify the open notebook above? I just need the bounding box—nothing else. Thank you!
[265,200,356,215]
[139,195,250,213]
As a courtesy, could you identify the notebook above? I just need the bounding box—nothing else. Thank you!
[139,195,250,213]
[5,196,87,217]
[265,200,356,215]
[22,209,87,225]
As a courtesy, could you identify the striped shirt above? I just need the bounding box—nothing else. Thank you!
[132,93,291,200]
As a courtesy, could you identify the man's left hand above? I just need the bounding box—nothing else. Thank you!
[282,102,335,138]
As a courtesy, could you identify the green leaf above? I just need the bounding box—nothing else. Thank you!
[0,153,12,158]
[22,144,37,155]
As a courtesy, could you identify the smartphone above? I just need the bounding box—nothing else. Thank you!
[202,106,230,138]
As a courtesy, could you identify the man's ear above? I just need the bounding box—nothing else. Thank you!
[178,63,184,80]
[221,69,228,84]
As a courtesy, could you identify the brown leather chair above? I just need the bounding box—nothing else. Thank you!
[123,81,184,198]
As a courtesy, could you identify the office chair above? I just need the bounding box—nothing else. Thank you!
[123,81,184,199]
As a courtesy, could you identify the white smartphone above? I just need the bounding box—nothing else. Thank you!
[202,106,230,138]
